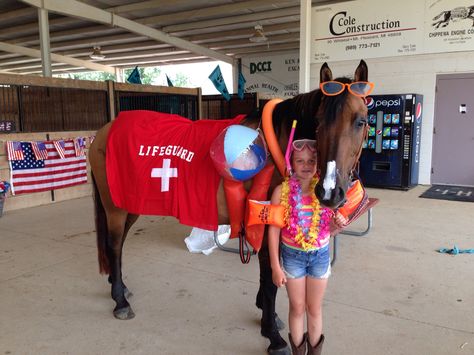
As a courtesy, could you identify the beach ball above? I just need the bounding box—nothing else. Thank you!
[210,125,267,181]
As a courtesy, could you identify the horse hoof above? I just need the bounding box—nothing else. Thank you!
[260,314,285,337]
[113,306,135,320]
[274,314,285,331]
[267,344,290,355]
[124,288,133,299]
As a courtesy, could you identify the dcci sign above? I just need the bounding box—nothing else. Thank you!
[242,53,299,98]
[249,61,272,74]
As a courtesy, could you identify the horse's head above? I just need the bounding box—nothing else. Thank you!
[315,60,370,209]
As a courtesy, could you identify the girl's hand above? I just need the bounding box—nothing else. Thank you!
[272,266,287,287]
[334,211,348,228]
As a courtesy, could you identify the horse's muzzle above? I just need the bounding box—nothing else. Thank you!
[315,183,346,209]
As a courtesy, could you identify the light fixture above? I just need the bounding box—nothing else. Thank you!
[249,25,268,43]
[89,46,105,60]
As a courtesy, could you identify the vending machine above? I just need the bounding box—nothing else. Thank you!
[359,94,423,189]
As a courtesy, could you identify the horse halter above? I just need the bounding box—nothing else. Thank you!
[350,123,369,179]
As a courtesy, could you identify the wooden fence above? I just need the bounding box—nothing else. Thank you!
[0,74,201,212]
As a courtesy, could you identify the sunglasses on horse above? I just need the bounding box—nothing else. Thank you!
[320,81,374,97]
[292,139,317,152]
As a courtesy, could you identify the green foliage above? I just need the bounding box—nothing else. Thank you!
[55,66,193,88]
[124,67,161,85]
[172,72,190,87]
[55,71,116,81]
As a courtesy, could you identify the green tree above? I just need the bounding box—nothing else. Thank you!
[173,73,190,87]
[55,67,162,84]
[55,71,116,81]
[124,67,161,85]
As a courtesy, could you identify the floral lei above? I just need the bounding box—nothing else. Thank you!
[281,176,331,251]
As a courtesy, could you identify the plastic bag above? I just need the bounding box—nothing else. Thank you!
[184,225,231,255]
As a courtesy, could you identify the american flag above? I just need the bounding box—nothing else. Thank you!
[9,141,87,195]
[53,139,66,159]
[31,141,49,160]
[74,137,86,157]
[6,141,24,161]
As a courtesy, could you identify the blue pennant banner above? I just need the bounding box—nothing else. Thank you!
[127,66,142,84]
[208,65,230,101]
[166,74,174,87]
[237,72,246,100]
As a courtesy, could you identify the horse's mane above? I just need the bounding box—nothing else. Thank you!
[241,76,352,142]
[271,76,351,140]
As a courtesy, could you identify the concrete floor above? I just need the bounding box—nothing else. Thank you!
[1,186,474,355]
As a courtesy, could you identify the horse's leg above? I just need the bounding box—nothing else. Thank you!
[257,232,290,354]
[106,209,136,320]
[89,124,134,319]
[108,213,139,299]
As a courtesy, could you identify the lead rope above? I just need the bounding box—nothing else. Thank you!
[238,224,251,264]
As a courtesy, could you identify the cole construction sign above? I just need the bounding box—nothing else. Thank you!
[312,0,474,62]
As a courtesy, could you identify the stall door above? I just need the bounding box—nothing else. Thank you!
[432,75,474,186]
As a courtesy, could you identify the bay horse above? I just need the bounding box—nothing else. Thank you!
[89,60,370,354]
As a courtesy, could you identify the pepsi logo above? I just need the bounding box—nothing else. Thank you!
[416,102,422,121]
[366,97,375,109]
[376,129,382,135]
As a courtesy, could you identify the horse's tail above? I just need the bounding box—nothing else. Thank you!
[91,171,110,275]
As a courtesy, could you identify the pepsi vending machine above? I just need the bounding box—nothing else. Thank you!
[359,94,423,189]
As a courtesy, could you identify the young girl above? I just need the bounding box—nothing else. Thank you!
[268,139,338,355]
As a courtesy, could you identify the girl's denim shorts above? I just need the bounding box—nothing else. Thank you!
[280,243,331,279]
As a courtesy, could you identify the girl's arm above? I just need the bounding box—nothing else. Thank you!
[268,184,287,287]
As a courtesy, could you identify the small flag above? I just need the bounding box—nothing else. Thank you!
[6,141,24,161]
[166,74,174,87]
[127,66,142,84]
[208,65,230,101]
[238,72,246,100]
[74,137,86,157]
[53,140,66,159]
[31,141,49,160]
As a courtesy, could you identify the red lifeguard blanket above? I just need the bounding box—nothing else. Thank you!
[106,110,243,230]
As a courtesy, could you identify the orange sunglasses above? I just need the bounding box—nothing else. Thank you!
[320,81,374,97]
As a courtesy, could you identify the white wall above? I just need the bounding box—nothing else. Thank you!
[310,51,474,184]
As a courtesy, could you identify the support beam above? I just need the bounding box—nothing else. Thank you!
[38,8,52,77]
[19,0,234,64]
[299,0,311,93]
[0,41,115,74]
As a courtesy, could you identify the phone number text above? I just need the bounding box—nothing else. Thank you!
[345,42,381,50]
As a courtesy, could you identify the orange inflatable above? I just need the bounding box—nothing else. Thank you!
[247,200,286,229]
[244,164,274,252]
[338,179,367,219]
[262,99,285,176]
[223,179,248,238]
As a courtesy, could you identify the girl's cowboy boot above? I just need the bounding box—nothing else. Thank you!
[307,334,325,355]
[288,333,307,355]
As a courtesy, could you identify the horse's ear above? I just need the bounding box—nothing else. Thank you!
[320,62,332,82]
[354,60,368,82]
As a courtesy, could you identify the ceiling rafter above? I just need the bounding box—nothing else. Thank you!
[0,21,300,68]
[18,0,234,64]
[0,0,341,75]
[0,41,115,73]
